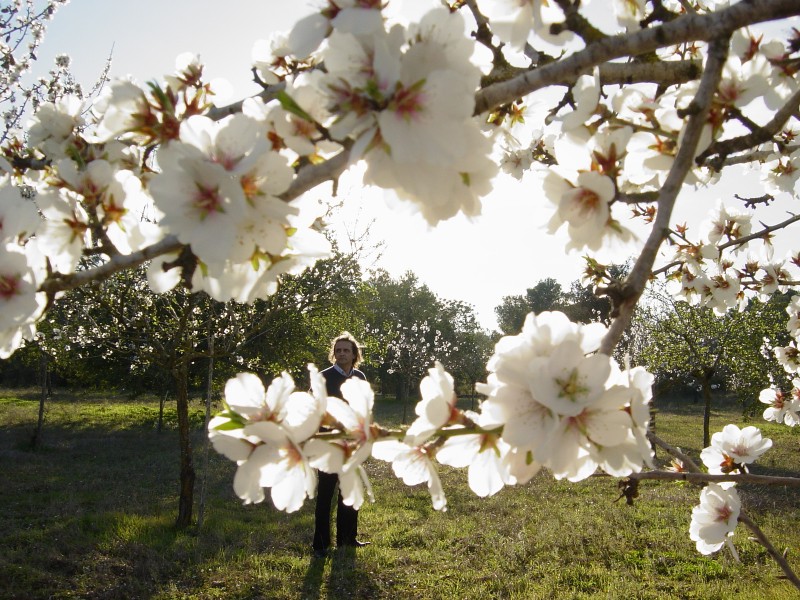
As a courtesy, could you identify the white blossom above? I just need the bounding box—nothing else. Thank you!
[478,311,652,481]
[208,371,325,510]
[759,386,800,427]
[405,361,459,446]
[700,424,772,481]
[689,484,741,557]
[372,439,447,511]
[436,423,514,498]
[26,95,84,157]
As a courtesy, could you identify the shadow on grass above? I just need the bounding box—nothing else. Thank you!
[300,546,382,600]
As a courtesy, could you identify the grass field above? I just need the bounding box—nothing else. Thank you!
[1,389,798,599]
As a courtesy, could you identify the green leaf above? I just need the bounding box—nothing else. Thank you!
[275,90,315,123]
[211,418,246,431]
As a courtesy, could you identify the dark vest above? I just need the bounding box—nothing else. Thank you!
[320,366,366,399]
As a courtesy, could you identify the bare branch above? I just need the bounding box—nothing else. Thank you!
[697,87,800,170]
[475,0,800,114]
[281,143,353,202]
[206,81,287,121]
[600,60,702,87]
[716,213,800,252]
[38,236,182,296]
[649,432,704,472]
[600,35,730,355]
[628,470,800,486]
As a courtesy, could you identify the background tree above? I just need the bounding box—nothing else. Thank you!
[363,271,475,416]
[495,278,565,335]
[34,246,364,528]
[494,269,631,335]
[715,293,795,413]
[444,301,493,409]
[633,286,791,446]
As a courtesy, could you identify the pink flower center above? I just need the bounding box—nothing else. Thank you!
[284,441,303,467]
[292,116,317,139]
[0,274,21,300]
[718,452,737,473]
[193,184,224,218]
[717,80,743,106]
[566,188,603,222]
[390,83,426,122]
[716,503,733,523]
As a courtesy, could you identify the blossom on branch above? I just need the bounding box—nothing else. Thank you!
[208,369,326,511]
[759,385,800,427]
[305,377,377,510]
[477,311,653,482]
[372,439,447,511]
[775,341,800,374]
[315,7,498,224]
[26,95,84,157]
[436,417,515,498]
[700,424,772,483]
[404,361,460,447]
[689,483,741,558]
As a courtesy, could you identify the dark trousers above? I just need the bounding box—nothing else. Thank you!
[313,471,358,550]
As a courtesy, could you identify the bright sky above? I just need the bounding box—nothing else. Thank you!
[35,1,798,330]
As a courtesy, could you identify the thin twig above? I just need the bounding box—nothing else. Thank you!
[697,87,800,169]
[739,512,800,590]
[628,470,800,486]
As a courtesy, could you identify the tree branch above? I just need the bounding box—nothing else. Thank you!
[649,431,703,472]
[697,87,800,170]
[738,512,800,590]
[38,236,182,296]
[646,431,800,589]
[628,470,800,486]
[600,35,730,355]
[474,0,800,114]
[716,213,800,252]
[206,81,287,121]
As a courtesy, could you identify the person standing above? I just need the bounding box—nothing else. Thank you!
[312,332,370,558]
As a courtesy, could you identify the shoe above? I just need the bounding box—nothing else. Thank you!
[312,546,329,558]
[339,540,371,548]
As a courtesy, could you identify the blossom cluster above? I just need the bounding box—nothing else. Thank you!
[282,5,498,224]
[0,0,797,356]
[759,294,800,427]
[690,424,772,557]
[0,53,333,357]
[208,365,377,512]
[210,312,655,513]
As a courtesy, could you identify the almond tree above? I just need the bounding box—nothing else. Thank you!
[2,0,800,586]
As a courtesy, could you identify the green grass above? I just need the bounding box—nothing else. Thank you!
[1,390,798,599]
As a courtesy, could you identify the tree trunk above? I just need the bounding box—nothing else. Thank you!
[471,381,476,411]
[174,362,195,529]
[197,331,214,529]
[401,376,410,424]
[702,376,712,448]
[158,391,167,434]
[31,350,47,449]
